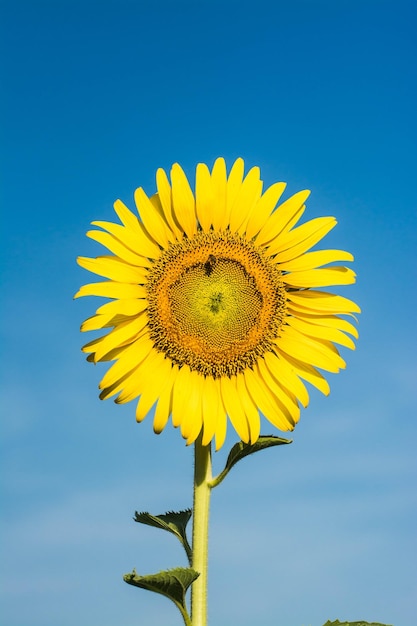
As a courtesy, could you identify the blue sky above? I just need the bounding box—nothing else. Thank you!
[1,1,416,625]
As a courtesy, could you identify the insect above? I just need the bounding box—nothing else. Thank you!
[204,254,216,276]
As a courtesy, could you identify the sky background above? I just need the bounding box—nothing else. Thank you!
[1,1,416,625]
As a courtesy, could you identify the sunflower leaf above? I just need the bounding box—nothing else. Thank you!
[134,509,193,563]
[211,435,292,488]
[123,567,198,624]
[322,621,393,626]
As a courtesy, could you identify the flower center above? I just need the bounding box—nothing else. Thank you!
[146,231,287,377]
[170,257,263,347]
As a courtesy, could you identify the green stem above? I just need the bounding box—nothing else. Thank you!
[191,433,212,626]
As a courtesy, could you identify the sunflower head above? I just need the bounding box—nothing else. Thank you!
[75,158,360,450]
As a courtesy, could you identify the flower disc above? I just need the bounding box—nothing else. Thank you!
[75,157,360,449]
[147,231,287,378]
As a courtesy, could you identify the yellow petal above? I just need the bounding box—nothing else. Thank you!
[236,373,261,443]
[282,324,345,362]
[135,356,172,422]
[255,190,310,247]
[172,365,193,428]
[287,290,361,314]
[156,168,183,240]
[74,281,147,300]
[245,182,287,240]
[201,375,221,446]
[180,371,202,436]
[279,206,306,237]
[84,342,125,363]
[287,310,359,339]
[149,193,172,229]
[214,423,227,451]
[283,267,356,288]
[171,163,197,238]
[99,359,144,402]
[276,350,330,395]
[270,217,337,259]
[148,192,177,244]
[220,375,250,443]
[86,230,152,267]
[99,333,153,388]
[94,315,150,363]
[278,249,354,272]
[277,326,346,373]
[180,371,204,445]
[214,386,227,451]
[244,367,295,431]
[81,313,116,332]
[263,351,309,408]
[195,163,214,232]
[256,359,300,423]
[222,157,245,229]
[113,199,141,232]
[229,167,263,232]
[81,335,104,355]
[153,365,178,433]
[286,316,356,350]
[91,220,159,260]
[96,298,147,317]
[155,168,171,217]
[134,187,171,248]
[183,372,204,445]
[210,157,227,229]
[77,256,147,283]
[115,349,162,404]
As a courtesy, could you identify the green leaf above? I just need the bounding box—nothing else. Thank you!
[123,567,199,625]
[211,435,292,487]
[134,509,192,563]
[323,619,390,626]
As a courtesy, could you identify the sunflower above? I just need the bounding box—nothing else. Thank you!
[75,158,360,450]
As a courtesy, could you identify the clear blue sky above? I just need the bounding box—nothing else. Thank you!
[1,1,416,625]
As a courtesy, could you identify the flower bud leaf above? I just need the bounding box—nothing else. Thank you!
[323,619,390,626]
[211,435,292,487]
[123,567,199,620]
[134,509,192,563]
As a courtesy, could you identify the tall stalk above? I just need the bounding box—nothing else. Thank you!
[190,434,212,626]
